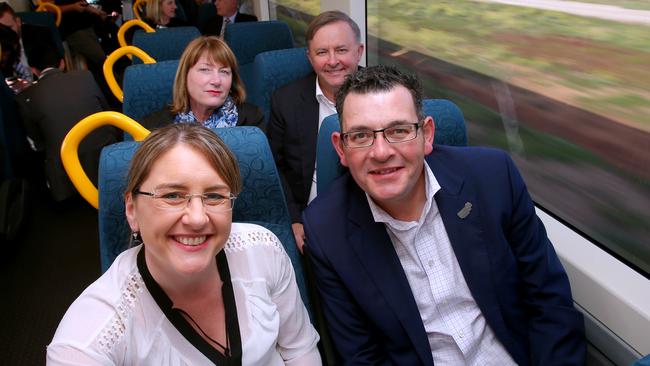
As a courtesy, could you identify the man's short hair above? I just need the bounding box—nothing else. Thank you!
[335,65,424,128]
[305,10,361,47]
[26,37,61,71]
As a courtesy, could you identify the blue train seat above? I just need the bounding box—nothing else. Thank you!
[249,47,313,123]
[131,26,200,63]
[224,20,294,90]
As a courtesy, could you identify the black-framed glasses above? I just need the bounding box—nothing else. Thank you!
[134,190,236,212]
[341,122,422,148]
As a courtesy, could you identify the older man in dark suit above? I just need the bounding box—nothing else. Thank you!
[201,0,257,37]
[266,10,364,252]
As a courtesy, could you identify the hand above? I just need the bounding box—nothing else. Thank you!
[73,1,88,12]
[291,223,306,254]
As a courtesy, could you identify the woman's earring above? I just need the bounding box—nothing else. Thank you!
[132,231,143,246]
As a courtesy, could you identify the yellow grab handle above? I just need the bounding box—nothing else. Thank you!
[133,0,148,21]
[117,18,155,48]
[36,2,62,27]
[61,111,150,209]
[102,46,156,103]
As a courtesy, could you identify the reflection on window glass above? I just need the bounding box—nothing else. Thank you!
[269,0,320,46]
[368,0,650,275]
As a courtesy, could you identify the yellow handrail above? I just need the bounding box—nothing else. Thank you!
[117,18,155,48]
[35,1,62,27]
[102,46,156,103]
[61,111,150,208]
[133,0,148,21]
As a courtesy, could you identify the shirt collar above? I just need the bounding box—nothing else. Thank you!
[225,11,238,24]
[315,77,335,107]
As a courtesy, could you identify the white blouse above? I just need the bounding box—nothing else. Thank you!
[47,223,321,365]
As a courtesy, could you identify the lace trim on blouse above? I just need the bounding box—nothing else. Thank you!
[224,226,283,252]
[97,270,145,353]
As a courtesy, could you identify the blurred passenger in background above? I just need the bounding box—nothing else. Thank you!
[0,2,33,82]
[144,0,187,28]
[0,23,21,78]
[143,36,263,130]
[15,38,118,202]
[0,22,30,93]
[201,0,256,37]
[53,0,117,106]
[266,10,364,253]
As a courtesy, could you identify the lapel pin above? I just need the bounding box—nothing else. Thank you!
[457,202,472,219]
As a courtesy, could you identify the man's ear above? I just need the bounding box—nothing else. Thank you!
[422,116,435,155]
[125,192,139,232]
[355,43,365,64]
[331,132,349,167]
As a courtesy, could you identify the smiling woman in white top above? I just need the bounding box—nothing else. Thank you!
[46,123,321,365]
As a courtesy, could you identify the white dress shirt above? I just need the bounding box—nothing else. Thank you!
[307,77,337,203]
[368,165,517,365]
[47,223,321,365]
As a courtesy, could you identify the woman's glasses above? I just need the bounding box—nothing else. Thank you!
[134,190,236,212]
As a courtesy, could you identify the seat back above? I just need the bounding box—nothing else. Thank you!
[316,99,468,194]
[132,26,200,63]
[98,126,310,310]
[122,60,179,124]
[249,47,313,122]
[224,21,294,90]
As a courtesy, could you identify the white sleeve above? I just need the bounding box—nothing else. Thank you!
[47,343,114,366]
[268,234,322,365]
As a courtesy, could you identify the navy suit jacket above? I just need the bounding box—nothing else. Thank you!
[303,145,585,365]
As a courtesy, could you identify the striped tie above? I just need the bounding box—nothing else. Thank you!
[220,17,231,39]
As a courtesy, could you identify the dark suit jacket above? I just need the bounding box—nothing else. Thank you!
[201,11,258,36]
[141,101,264,131]
[16,69,119,201]
[303,145,586,366]
[266,72,318,223]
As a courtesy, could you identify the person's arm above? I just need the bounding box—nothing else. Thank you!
[502,152,586,365]
[54,0,88,14]
[266,232,321,365]
[266,92,306,252]
[54,0,106,19]
[303,213,392,365]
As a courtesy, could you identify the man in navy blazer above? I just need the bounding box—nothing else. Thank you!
[303,66,585,365]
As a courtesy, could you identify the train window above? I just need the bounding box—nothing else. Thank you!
[269,0,319,46]
[367,0,650,276]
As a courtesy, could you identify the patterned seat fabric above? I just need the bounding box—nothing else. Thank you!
[316,99,468,194]
[132,26,201,64]
[98,126,310,311]
[249,47,313,123]
[224,21,294,90]
[122,60,179,125]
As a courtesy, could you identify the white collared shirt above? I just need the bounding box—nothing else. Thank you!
[225,11,237,24]
[367,165,517,365]
[307,77,337,203]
